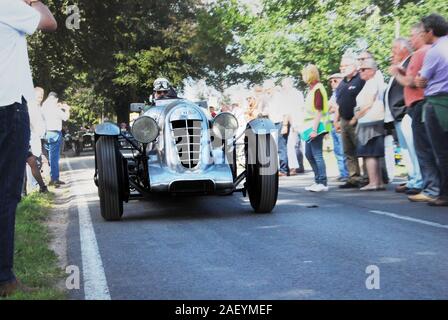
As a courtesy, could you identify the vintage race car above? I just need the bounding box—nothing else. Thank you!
[93,98,279,221]
[72,129,95,156]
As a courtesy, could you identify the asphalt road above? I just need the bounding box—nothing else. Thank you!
[62,153,448,300]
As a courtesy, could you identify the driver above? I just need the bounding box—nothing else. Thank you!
[152,77,178,102]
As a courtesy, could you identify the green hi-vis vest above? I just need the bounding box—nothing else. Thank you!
[303,82,331,133]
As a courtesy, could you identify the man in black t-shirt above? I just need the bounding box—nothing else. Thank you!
[334,55,366,188]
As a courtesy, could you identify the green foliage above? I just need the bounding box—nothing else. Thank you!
[227,0,448,88]
[28,0,242,124]
[27,0,448,123]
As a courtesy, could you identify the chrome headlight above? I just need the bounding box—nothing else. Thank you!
[212,112,239,139]
[131,116,159,143]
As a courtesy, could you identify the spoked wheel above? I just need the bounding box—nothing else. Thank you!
[96,136,124,221]
[245,133,279,213]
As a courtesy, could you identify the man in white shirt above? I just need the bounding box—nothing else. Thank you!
[280,77,306,176]
[267,84,294,176]
[26,87,48,193]
[41,92,70,186]
[0,0,56,297]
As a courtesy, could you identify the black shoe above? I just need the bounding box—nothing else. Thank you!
[49,180,60,188]
[39,186,49,193]
[428,197,448,207]
[55,180,66,185]
[395,184,409,193]
[289,168,305,176]
[339,181,359,189]
[358,181,369,188]
[405,188,422,195]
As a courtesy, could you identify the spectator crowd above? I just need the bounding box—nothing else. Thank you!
[212,14,448,207]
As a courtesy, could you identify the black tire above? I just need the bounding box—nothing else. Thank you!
[245,134,279,213]
[96,136,123,221]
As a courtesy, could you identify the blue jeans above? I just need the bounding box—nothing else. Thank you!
[305,134,328,186]
[395,114,423,189]
[0,100,30,284]
[275,122,289,174]
[412,101,440,197]
[424,102,448,198]
[330,127,348,178]
[45,131,62,182]
[295,134,304,170]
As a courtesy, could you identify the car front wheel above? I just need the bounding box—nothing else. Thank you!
[245,133,279,213]
[96,136,124,221]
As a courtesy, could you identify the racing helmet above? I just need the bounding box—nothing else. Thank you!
[153,77,171,92]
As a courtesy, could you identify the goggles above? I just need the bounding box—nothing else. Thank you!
[153,80,170,91]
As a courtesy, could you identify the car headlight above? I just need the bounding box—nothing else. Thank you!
[212,112,239,139]
[131,116,159,143]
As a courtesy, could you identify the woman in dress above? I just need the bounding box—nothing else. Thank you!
[351,59,386,191]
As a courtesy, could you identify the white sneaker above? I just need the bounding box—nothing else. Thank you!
[305,183,317,191]
[308,184,329,192]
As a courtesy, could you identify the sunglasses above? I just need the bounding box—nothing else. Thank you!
[155,90,167,95]
[359,68,372,72]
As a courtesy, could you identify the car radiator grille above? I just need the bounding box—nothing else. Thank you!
[171,120,202,169]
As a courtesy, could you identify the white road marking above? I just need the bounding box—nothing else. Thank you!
[66,160,111,300]
[370,210,448,230]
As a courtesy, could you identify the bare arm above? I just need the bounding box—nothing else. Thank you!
[313,110,322,132]
[24,0,57,32]
[415,75,428,88]
[354,95,376,120]
[394,73,416,88]
[389,65,416,88]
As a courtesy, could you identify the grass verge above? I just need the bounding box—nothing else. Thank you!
[1,192,65,300]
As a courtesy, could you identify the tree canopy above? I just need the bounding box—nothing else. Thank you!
[28,0,448,125]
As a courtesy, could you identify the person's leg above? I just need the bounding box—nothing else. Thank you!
[340,118,360,184]
[384,134,396,182]
[0,102,30,284]
[331,127,348,178]
[295,134,305,171]
[424,103,448,200]
[305,139,318,184]
[376,157,385,186]
[365,158,377,186]
[287,129,300,170]
[400,114,423,189]
[27,155,47,190]
[364,157,383,187]
[47,131,62,182]
[412,101,440,198]
[275,123,289,174]
[395,120,416,189]
[310,134,327,186]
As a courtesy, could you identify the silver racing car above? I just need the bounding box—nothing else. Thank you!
[93,98,279,221]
